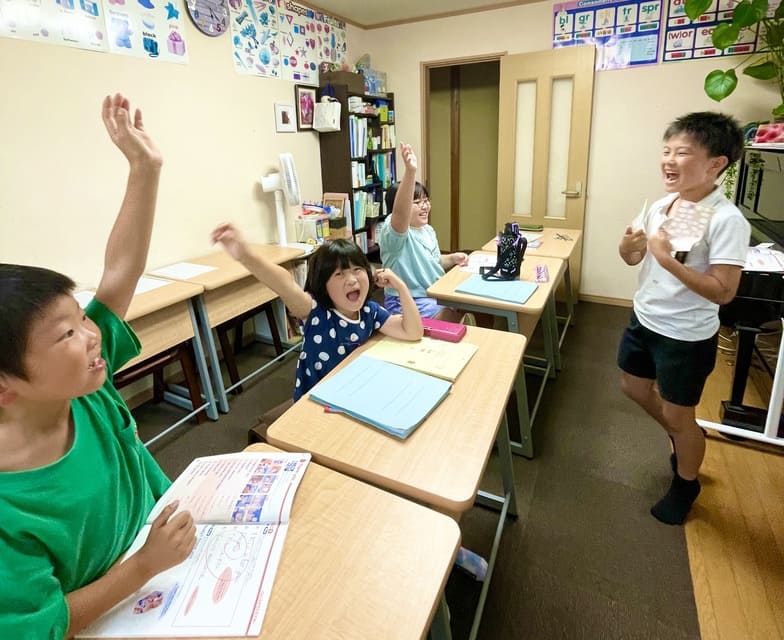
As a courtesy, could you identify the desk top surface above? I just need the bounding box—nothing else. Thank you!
[481,227,582,260]
[267,326,526,514]
[124,278,204,322]
[247,443,460,640]
[150,244,306,290]
[427,253,565,314]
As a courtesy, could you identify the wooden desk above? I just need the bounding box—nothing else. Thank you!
[483,227,582,346]
[427,254,564,443]
[267,326,524,639]
[150,245,306,413]
[240,444,460,640]
[93,276,218,441]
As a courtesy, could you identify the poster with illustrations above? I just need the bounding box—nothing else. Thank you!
[104,0,189,63]
[661,0,779,62]
[0,0,109,51]
[229,0,280,77]
[553,0,662,70]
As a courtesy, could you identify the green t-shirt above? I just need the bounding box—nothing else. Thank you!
[0,299,171,639]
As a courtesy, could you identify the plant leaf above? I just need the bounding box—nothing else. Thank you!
[751,0,769,16]
[775,1,784,19]
[685,0,712,21]
[773,102,784,116]
[705,69,738,101]
[744,60,778,79]
[733,0,766,27]
[712,23,741,49]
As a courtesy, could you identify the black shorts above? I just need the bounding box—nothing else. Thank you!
[617,311,718,407]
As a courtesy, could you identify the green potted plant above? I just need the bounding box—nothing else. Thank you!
[685,0,784,117]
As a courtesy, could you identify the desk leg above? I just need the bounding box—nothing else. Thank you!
[543,293,561,376]
[429,595,453,640]
[564,262,576,327]
[509,361,533,458]
[193,296,231,413]
[188,301,219,421]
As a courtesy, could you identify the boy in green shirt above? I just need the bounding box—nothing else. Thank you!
[0,94,196,638]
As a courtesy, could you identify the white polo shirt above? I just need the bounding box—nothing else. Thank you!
[632,188,750,341]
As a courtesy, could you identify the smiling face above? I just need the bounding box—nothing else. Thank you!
[325,262,370,319]
[4,295,106,405]
[409,196,431,228]
[661,132,727,202]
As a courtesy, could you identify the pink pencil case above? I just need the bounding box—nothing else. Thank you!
[422,317,467,342]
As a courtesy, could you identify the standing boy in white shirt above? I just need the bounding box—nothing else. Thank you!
[618,112,749,525]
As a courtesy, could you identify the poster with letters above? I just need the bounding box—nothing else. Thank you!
[0,0,108,50]
[553,0,662,69]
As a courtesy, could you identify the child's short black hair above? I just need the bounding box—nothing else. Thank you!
[383,181,430,219]
[663,112,745,175]
[0,264,75,380]
[304,239,373,309]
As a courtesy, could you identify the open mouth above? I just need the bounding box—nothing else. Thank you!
[87,356,106,371]
[346,290,361,303]
[664,171,678,184]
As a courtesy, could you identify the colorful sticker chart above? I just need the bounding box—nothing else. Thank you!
[105,0,189,63]
[553,0,663,70]
[662,0,779,62]
[0,0,109,51]
[230,0,346,80]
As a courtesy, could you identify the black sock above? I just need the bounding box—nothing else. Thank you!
[651,474,701,525]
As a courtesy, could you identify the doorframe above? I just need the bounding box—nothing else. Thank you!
[420,52,507,250]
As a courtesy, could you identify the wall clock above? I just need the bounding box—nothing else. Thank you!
[186,0,229,37]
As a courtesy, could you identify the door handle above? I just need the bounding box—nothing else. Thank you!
[561,181,582,198]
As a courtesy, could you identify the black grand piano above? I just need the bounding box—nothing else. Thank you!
[719,147,784,434]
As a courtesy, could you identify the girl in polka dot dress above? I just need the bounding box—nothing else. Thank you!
[211,223,423,400]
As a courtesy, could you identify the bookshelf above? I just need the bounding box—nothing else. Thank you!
[317,82,397,260]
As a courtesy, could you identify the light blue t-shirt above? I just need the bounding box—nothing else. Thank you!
[377,221,445,298]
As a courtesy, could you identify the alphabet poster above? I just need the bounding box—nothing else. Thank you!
[553,0,663,69]
[662,0,776,62]
[0,0,189,61]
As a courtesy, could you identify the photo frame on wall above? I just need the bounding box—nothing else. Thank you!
[295,85,317,131]
[274,104,296,133]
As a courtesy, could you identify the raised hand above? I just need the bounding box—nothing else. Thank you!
[101,93,162,169]
[399,142,417,173]
[374,267,403,290]
[211,222,248,261]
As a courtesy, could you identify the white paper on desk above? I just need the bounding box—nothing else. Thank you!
[150,262,217,280]
[134,276,171,295]
[461,253,497,273]
[745,246,784,272]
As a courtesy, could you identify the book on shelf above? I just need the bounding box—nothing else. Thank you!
[363,335,477,381]
[354,231,368,253]
[309,355,452,439]
[78,452,311,638]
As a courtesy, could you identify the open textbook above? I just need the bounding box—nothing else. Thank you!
[78,452,310,638]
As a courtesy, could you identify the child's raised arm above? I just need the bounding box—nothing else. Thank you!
[95,93,163,319]
[210,223,313,319]
[389,143,417,234]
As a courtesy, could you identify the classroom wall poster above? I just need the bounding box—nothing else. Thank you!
[662,0,781,62]
[0,0,108,51]
[104,0,189,62]
[553,0,663,70]
[229,0,280,77]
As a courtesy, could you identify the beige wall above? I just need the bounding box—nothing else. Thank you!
[0,34,325,287]
[349,3,779,301]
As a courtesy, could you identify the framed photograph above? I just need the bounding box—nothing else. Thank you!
[323,192,351,234]
[274,103,296,133]
[295,85,317,131]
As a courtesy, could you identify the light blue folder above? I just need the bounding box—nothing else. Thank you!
[455,275,538,304]
[309,355,452,439]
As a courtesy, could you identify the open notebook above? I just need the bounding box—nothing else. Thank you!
[309,355,452,439]
[362,336,478,381]
[455,274,538,304]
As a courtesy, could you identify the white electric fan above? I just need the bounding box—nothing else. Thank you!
[260,152,309,250]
